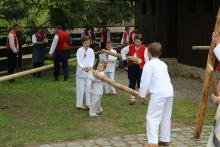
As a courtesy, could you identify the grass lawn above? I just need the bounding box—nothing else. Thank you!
[0,69,216,147]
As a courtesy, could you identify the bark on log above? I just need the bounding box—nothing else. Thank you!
[92,70,141,99]
[0,58,76,82]
[194,8,220,138]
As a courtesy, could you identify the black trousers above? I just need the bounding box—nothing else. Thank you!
[33,62,43,78]
[54,50,69,81]
[7,50,17,82]
[128,64,142,90]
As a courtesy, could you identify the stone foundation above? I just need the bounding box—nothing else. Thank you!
[162,58,206,80]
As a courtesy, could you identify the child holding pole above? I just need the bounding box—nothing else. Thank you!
[139,42,174,147]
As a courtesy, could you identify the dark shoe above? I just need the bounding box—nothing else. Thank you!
[158,141,169,146]
[129,100,135,105]
[77,107,83,111]
[84,106,90,111]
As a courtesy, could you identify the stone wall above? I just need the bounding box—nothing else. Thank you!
[162,58,207,80]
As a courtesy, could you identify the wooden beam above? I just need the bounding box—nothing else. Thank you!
[192,46,210,50]
[194,8,220,138]
[101,49,142,64]
[0,58,76,82]
[92,70,141,99]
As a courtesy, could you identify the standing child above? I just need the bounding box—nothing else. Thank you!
[139,42,174,147]
[76,35,95,110]
[88,61,107,117]
[99,41,117,94]
[121,34,149,105]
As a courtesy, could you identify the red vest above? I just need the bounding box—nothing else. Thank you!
[55,31,69,52]
[127,44,146,69]
[6,31,18,50]
[122,32,128,44]
[216,63,220,72]
[129,31,135,44]
[34,33,46,46]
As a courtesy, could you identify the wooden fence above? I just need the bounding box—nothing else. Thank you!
[0,32,123,71]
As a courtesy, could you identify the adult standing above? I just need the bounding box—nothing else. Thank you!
[6,23,19,82]
[48,25,70,81]
[130,26,141,44]
[32,27,48,78]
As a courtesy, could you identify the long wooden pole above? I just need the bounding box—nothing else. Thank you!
[92,70,141,99]
[101,49,142,64]
[194,8,220,138]
[0,58,76,82]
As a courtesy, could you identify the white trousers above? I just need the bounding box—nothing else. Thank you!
[146,96,173,144]
[104,72,116,94]
[76,77,91,108]
[89,94,103,115]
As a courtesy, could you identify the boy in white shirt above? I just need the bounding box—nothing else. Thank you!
[139,42,174,147]
[88,61,107,117]
[76,35,95,110]
[99,41,117,94]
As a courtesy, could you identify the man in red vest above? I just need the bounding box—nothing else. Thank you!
[48,25,70,81]
[121,34,149,105]
[129,26,141,44]
[6,23,19,82]
[121,27,130,46]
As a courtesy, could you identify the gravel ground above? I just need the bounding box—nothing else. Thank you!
[114,67,206,100]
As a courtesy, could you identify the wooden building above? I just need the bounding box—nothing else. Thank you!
[135,0,220,67]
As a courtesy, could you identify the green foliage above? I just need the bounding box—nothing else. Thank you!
[0,0,134,28]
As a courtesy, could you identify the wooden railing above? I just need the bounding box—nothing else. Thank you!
[0,32,123,71]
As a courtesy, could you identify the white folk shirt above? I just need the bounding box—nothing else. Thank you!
[121,45,149,62]
[99,49,117,73]
[88,71,105,95]
[76,47,95,78]
[49,34,59,55]
[214,44,220,61]
[9,33,19,53]
[139,58,173,99]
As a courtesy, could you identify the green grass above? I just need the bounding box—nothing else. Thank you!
[0,71,216,147]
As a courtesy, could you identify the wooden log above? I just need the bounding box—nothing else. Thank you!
[192,46,210,50]
[0,57,76,82]
[101,49,142,64]
[194,8,220,139]
[91,70,141,99]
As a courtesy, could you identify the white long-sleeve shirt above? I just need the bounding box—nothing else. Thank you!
[76,47,95,78]
[121,45,149,62]
[99,49,117,73]
[214,44,220,61]
[139,58,173,99]
[88,71,105,95]
[49,35,59,55]
[9,33,19,53]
